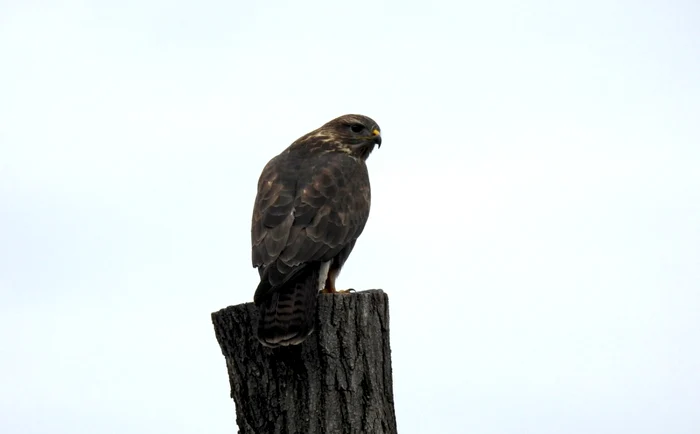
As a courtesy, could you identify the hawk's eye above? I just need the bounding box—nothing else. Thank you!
[349,124,364,133]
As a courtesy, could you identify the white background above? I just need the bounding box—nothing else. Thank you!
[1,1,699,433]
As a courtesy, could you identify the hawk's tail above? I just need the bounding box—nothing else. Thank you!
[254,265,320,348]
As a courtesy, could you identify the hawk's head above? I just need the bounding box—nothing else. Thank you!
[299,114,381,161]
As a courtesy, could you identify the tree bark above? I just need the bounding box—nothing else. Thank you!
[211,289,397,434]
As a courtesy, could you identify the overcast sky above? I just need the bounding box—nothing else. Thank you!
[1,1,699,433]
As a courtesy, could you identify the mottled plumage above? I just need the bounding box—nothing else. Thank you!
[251,114,382,347]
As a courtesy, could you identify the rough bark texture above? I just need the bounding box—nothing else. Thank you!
[211,289,397,434]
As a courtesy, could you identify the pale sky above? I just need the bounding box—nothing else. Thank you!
[1,1,699,433]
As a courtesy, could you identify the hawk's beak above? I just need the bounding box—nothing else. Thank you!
[372,129,382,148]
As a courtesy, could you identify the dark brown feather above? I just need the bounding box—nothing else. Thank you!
[250,114,380,347]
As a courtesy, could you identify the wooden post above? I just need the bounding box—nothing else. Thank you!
[211,289,397,434]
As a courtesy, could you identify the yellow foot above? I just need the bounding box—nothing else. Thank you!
[321,287,356,294]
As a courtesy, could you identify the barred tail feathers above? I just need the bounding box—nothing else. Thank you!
[255,261,329,347]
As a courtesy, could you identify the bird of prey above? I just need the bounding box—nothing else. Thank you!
[250,114,382,348]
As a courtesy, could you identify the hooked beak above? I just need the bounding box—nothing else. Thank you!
[372,129,382,148]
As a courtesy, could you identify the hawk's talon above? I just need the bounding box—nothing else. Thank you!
[321,288,355,294]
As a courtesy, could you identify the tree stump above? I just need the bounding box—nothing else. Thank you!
[211,289,397,434]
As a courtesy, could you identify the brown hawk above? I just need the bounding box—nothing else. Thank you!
[250,114,382,348]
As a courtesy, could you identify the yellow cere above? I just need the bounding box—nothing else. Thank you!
[372,129,380,136]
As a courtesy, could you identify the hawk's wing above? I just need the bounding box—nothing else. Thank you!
[251,151,371,302]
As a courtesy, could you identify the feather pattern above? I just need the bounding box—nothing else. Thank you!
[250,114,381,347]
